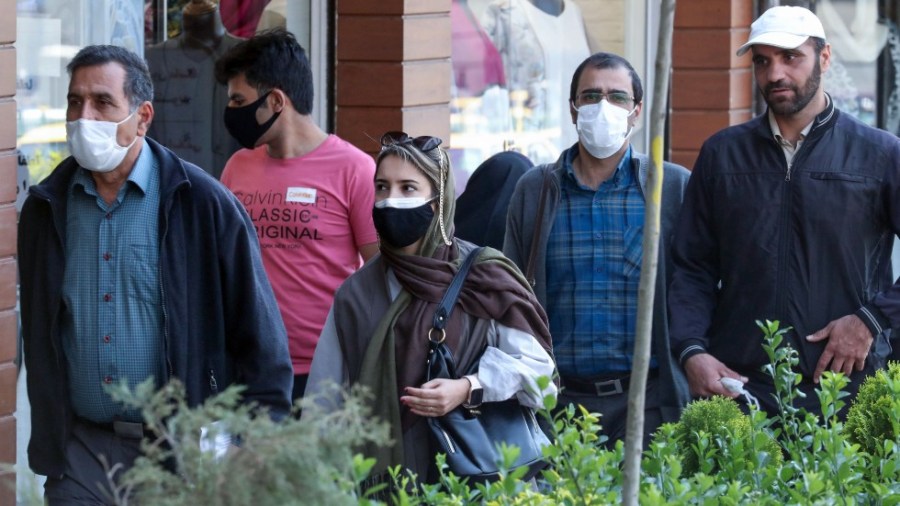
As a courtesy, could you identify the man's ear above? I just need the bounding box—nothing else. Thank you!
[630,102,642,126]
[269,88,289,113]
[570,100,578,125]
[819,43,832,73]
[136,101,154,136]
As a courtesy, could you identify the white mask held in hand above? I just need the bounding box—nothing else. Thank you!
[575,101,634,159]
[720,377,760,410]
[66,110,138,173]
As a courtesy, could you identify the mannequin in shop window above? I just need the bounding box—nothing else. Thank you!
[452,0,506,98]
[145,0,243,178]
[450,0,511,179]
[479,0,591,163]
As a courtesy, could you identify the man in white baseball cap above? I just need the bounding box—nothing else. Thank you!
[736,5,826,56]
[669,5,900,419]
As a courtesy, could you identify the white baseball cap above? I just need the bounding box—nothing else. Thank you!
[736,6,826,56]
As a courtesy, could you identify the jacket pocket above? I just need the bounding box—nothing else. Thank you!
[803,171,880,232]
[808,172,869,183]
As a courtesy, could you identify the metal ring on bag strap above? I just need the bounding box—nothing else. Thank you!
[428,328,446,344]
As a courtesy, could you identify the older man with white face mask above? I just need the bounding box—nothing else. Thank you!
[503,51,692,449]
[18,44,292,504]
[669,6,900,419]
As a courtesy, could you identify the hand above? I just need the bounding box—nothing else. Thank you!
[683,353,747,398]
[400,378,470,417]
[806,314,873,383]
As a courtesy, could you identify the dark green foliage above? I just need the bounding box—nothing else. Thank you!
[106,380,390,506]
[18,322,896,505]
[668,396,781,476]
[844,361,900,457]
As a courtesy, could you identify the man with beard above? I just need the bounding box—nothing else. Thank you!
[668,6,900,418]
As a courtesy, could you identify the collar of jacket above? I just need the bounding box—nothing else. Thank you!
[753,92,838,143]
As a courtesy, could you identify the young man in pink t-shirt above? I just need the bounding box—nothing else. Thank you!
[216,29,378,406]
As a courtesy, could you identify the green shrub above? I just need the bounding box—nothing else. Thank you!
[28,321,898,505]
[844,361,900,457]
[666,396,782,476]
[107,380,390,506]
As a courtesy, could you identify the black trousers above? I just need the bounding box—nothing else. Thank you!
[44,419,144,505]
[556,372,662,450]
[291,373,308,418]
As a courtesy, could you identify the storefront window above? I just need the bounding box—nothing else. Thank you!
[15,0,146,210]
[817,0,887,126]
[15,0,301,199]
[449,0,643,192]
[141,0,306,177]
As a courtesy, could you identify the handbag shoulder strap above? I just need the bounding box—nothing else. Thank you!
[432,246,485,331]
[524,166,552,286]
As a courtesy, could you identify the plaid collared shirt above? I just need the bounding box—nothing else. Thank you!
[545,146,651,377]
[61,142,164,423]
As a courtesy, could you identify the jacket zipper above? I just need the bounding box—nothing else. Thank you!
[209,369,219,394]
[159,200,173,381]
[776,146,793,318]
[776,131,815,320]
[41,191,68,479]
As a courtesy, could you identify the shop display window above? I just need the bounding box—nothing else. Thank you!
[15,0,287,204]
[448,0,637,192]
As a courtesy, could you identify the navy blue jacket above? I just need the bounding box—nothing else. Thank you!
[18,137,293,477]
[670,98,900,378]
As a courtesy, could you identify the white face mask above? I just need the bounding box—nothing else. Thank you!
[374,196,435,209]
[575,101,635,159]
[66,111,138,173]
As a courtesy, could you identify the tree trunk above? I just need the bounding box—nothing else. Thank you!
[622,0,677,504]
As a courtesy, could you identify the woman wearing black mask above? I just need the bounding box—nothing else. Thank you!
[304,132,557,483]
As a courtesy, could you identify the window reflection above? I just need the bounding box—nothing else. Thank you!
[450,0,598,192]
[818,0,888,126]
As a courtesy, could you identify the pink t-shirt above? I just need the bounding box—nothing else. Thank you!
[221,135,377,374]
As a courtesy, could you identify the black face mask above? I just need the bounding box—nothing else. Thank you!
[372,203,435,248]
[223,91,281,149]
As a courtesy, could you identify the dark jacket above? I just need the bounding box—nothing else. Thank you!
[503,147,692,422]
[669,98,900,378]
[18,137,293,477]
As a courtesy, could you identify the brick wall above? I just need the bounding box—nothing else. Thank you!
[0,0,15,502]
[335,0,451,156]
[671,0,754,169]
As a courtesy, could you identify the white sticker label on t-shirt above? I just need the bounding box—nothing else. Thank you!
[286,187,317,203]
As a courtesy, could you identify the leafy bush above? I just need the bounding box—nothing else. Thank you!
[18,321,900,505]
[666,396,782,476]
[844,361,900,457]
[108,380,390,506]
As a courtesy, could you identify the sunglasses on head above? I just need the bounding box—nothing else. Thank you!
[380,131,443,152]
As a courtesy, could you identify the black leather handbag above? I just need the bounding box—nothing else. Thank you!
[425,247,550,482]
